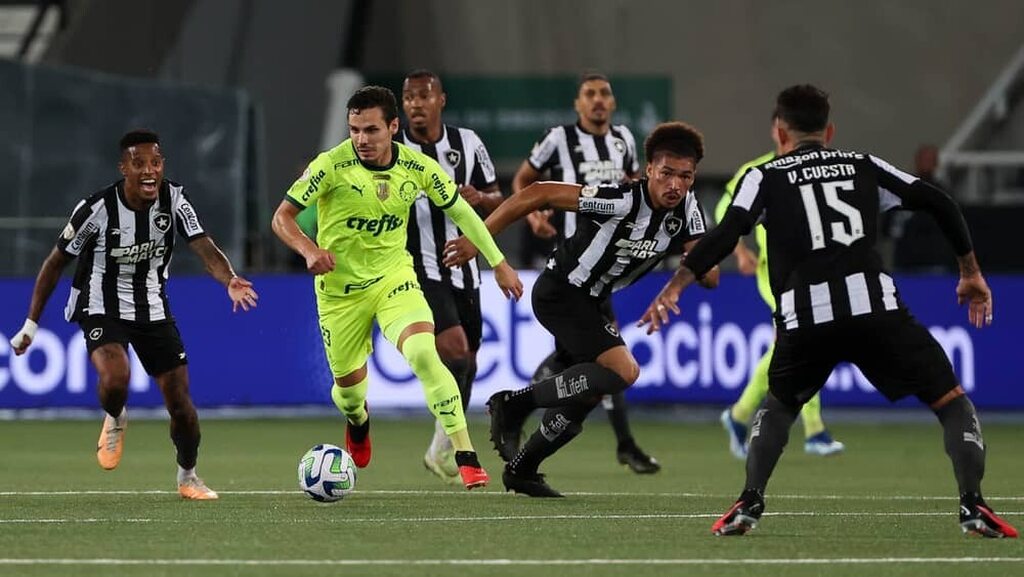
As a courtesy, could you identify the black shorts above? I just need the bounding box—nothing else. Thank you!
[419,278,482,351]
[79,316,188,376]
[531,271,622,365]
[769,309,958,408]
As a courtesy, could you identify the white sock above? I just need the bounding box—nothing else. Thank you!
[111,407,127,426]
[430,420,452,453]
[177,466,196,484]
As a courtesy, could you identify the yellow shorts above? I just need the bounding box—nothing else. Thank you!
[316,267,434,377]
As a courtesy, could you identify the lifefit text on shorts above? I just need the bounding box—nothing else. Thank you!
[554,373,589,399]
[345,214,404,236]
[540,413,572,441]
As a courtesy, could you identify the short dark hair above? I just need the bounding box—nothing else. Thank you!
[644,121,704,164]
[120,129,159,152]
[577,71,610,94]
[773,84,830,133]
[347,86,399,123]
[404,69,443,92]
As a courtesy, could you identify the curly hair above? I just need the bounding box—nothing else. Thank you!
[644,122,704,164]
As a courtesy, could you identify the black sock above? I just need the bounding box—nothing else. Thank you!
[745,395,799,493]
[605,392,635,446]
[509,404,594,474]
[454,450,480,468]
[170,412,201,470]
[531,350,569,385]
[442,357,472,411]
[348,415,370,442]
[507,350,568,414]
[524,363,627,408]
[934,395,986,495]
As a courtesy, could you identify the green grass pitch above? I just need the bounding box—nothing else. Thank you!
[0,415,1021,577]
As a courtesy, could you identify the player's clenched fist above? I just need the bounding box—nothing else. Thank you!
[305,248,336,275]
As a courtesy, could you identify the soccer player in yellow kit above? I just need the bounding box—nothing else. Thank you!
[717,151,844,459]
[272,86,523,490]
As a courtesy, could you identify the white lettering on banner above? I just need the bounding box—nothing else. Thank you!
[361,272,978,408]
[622,304,774,390]
[0,328,151,398]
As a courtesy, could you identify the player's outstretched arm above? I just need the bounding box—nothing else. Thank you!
[441,196,523,301]
[954,252,993,329]
[458,183,504,214]
[639,210,747,334]
[638,265,696,335]
[442,181,581,267]
[10,247,71,355]
[271,200,335,275]
[514,160,556,239]
[188,236,259,312]
[492,260,524,302]
[683,239,721,289]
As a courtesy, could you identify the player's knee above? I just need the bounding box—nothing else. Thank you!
[97,367,130,392]
[620,358,640,386]
[435,328,471,363]
[602,359,639,388]
[401,332,441,374]
[165,396,197,423]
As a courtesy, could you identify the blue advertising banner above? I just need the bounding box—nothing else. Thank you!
[0,272,1020,411]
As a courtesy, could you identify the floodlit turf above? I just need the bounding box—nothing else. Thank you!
[0,415,1021,577]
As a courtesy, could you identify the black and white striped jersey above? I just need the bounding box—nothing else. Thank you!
[528,123,640,238]
[401,125,497,290]
[728,143,926,331]
[548,179,707,299]
[56,180,207,323]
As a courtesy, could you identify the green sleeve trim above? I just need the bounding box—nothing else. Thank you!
[285,196,306,210]
[438,191,460,210]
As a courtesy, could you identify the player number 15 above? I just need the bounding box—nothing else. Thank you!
[798,180,864,250]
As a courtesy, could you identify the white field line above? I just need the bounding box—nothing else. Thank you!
[0,489,1022,501]
[1,511,1022,524]
[0,557,1021,567]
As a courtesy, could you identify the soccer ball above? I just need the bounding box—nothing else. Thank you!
[298,444,357,502]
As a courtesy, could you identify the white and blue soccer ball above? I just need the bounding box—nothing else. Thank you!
[298,444,357,502]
